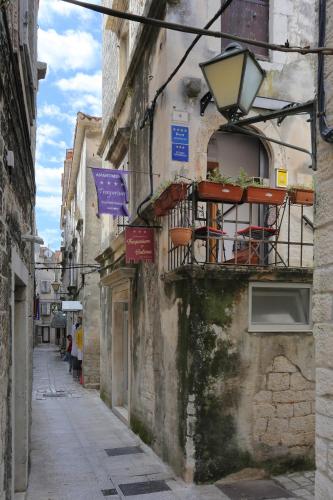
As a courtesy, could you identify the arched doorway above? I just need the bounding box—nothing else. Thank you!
[206,130,270,261]
[207,130,269,179]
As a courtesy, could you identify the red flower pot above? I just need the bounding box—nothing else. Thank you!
[244,186,286,205]
[153,183,188,216]
[169,227,192,247]
[289,188,314,206]
[197,181,244,203]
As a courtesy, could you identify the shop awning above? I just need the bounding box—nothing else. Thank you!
[61,301,83,312]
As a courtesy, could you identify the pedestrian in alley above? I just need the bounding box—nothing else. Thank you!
[71,318,81,380]
[63,334,73,372]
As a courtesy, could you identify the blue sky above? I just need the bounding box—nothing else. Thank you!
[36,0,102,250]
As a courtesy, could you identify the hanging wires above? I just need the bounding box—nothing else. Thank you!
[61,0,333,55]
[136,0,235,222]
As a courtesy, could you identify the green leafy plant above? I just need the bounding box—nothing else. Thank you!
[288,183,314,191]
[207,169,234,185]
[234,168,254,188]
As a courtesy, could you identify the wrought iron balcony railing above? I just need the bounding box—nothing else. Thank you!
[167,183,313,272]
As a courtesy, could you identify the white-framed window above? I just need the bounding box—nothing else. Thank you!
[248,282,312,332]
[40,303,51,316]
[40,280,51,294]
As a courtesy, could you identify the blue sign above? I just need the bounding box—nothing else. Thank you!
[171,125,189,145]
[172,143,189,162]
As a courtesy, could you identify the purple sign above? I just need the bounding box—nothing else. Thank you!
[92,168,129,216]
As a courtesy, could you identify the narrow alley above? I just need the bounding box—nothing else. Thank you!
[27,346,314,500]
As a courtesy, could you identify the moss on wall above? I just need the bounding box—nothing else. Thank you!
[130,413,154,447]
[176,274,252,483]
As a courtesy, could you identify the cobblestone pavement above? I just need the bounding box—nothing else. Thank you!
[27,346,314,500]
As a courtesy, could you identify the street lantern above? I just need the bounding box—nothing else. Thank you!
[200,43,265,119]
[51,280,61,293]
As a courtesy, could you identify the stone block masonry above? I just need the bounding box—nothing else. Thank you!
[253,356,315,457]
[0,3,39,497]
[314,0,333,495]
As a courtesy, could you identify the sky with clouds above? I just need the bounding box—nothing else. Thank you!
[36,0,101,250]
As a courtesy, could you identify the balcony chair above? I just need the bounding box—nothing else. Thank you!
[233,202,287,266]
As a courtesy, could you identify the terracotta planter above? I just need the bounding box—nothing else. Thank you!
[244,186,286,205]
[289,188,314,206]
[169,227,192,247]
[197,181,244,203]
[153,183,188,216]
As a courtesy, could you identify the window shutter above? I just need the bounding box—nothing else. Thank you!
[221,0,269,58]
[41,281,51,294]
[41,303,51,316]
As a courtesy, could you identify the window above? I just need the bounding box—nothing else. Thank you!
[221,0,269,59]
[40,303,51,316]
[40,281,51,294]
[249,283,312,332]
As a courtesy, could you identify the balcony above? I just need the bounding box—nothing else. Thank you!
[166,183,314,272]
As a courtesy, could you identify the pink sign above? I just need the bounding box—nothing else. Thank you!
[125,228,155,264]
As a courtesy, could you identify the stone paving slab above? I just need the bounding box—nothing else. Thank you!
[27,346,314,500]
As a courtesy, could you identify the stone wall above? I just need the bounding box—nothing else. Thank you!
[0,2,39,497]
[124,266,315,483]
[314,0,333,496]
[253,355,315,456]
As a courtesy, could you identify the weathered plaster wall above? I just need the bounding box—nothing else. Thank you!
[100,285,113,406]
[74,131,101,388]
[164,268,314,482]
[82,134,102,388]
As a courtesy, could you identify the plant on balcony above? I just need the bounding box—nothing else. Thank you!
[153,180,188,216]
[243,179,287,205]
[197,169,244,203]
[288,184,314,206]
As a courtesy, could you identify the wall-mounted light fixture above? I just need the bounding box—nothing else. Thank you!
[200,43,265,120]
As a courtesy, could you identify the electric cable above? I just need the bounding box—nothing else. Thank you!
[136,0,234,222]
[61,0,333,55]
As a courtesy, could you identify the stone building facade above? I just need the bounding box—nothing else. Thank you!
[60,113,102,389]
[0,1,44,498]
[98,0,316,483]
[314,0,333,498]
[34,246,61,345]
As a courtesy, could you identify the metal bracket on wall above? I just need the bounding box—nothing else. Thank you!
[200,91,213,116]
[218,100,317,170]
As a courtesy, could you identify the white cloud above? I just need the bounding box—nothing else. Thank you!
[55,71,102,115]
[56,71,101,94]
[38,0,100,25]
[70,93,101,115]
[38,29,100,72]
[36,165,63,195]
[38,103,76,125]
[36,195,62,218]
[36,123,68,160]
[39,228,61,249]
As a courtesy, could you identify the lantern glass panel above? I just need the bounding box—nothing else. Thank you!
[202,52,245,110]
[239,54,264,113]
